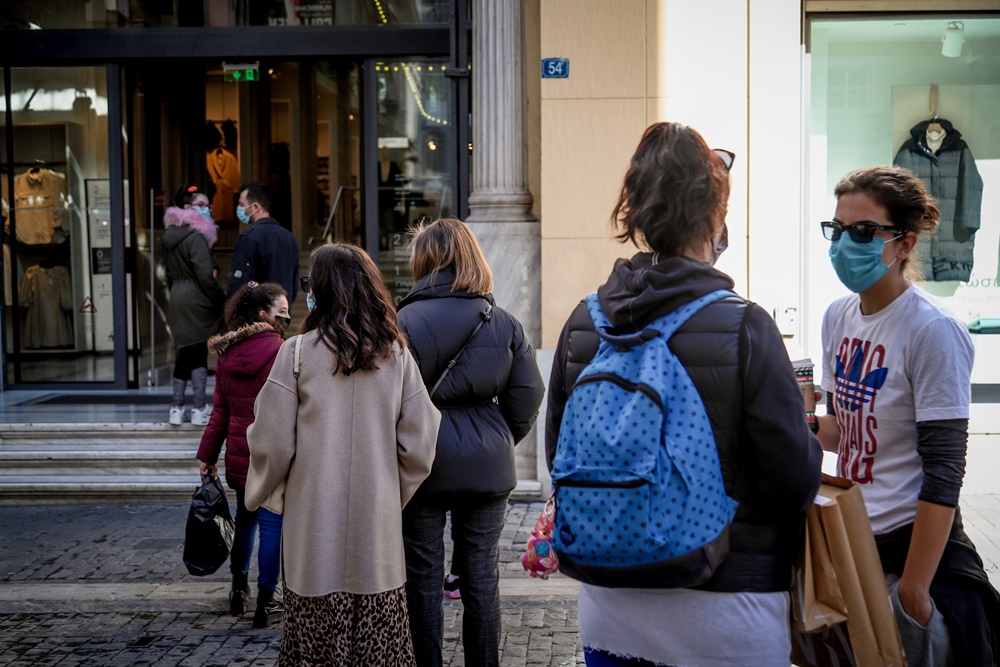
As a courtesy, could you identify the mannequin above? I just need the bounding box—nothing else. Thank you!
[926,124,947,154]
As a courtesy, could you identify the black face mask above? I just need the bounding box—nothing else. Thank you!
[274,315,292,330]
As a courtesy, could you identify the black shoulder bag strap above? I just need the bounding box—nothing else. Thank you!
[428,301,493,398]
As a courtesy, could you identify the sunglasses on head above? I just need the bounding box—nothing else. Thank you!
[300,276,311,293]
[713,149,736,172]
[820,220,903,244]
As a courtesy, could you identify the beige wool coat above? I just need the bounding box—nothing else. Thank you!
[245,331,440,597]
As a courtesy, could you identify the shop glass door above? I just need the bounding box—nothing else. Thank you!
[128,59,361,385]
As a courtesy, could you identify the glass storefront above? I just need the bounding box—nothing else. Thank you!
[807,16,1000,396]
[0,1,465,389]
[0,0,451,29]
[1,66,115,383]
[375,59,454,303]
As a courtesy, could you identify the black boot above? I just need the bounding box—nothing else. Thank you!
[252,586,284,628]
[229,572,250,616]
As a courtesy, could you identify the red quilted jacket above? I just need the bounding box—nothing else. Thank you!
[196,322,284,489]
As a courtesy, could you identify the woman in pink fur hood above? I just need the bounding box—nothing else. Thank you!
[162,184,226,426]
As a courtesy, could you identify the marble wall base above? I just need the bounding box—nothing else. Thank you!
[467,220,541,485]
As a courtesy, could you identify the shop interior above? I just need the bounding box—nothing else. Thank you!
[2,55,454,386]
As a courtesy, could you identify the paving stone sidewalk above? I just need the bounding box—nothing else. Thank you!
[0,500,582,666]
[2,495,998,666]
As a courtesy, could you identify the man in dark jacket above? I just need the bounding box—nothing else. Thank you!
[227,182,300,303]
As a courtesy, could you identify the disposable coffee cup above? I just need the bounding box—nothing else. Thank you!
[792,358,817,430]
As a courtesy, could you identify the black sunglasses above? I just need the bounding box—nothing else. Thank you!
[299,276,310,293]
[820,220,903,244]
[714,149,736,172]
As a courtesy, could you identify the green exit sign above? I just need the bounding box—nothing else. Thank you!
[224,68,259,82]
[223,63,260,82]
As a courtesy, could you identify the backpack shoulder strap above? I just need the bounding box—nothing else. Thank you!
[292,334,303,379]
[583,292,612,330]
[649,289,736,340]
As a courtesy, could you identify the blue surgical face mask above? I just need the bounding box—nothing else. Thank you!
[306,292,316,312]
[236,205,251,225]
[194,206,211,219]
[829,234,901,293]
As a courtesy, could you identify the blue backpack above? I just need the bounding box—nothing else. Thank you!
[551,289,738,588]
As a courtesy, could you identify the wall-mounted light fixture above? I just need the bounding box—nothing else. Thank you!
[942,21,965,58]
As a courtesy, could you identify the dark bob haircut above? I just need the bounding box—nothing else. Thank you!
[612,122,730,256]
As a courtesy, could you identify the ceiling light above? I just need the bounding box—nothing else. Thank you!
[942,21,965,58]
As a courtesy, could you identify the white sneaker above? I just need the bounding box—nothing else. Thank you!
[168,406,184,426]
[191,405,212,426]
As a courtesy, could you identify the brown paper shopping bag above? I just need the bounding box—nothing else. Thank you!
[791,475,906,667]
[792,498,848,633]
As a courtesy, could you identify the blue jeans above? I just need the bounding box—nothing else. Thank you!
[403,492,509,667]
[231,484,283,592]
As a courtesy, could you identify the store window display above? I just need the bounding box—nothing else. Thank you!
[808,17,1000,392]
[1,65,113,382]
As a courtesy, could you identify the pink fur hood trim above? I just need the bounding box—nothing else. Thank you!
[163,206,218,248]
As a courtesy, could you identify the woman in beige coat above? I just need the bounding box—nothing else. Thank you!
[245,243,440,666]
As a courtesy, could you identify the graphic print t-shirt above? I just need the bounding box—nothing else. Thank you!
[820,286,973,535]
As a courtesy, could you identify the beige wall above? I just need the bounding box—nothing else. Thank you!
[538,0,754,348]
[530,0,804,488]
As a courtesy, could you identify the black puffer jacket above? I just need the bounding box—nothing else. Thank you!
[546,253,823,592]
[894,119,984,282]
[398,268,545,496]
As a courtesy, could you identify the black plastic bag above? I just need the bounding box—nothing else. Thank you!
[182,476,235,576]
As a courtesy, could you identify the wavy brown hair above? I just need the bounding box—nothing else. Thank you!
[299,243,405,375]
[612,122,730,256]
[408,217,493,295]
[834,165,940,282]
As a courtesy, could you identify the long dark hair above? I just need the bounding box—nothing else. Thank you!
[612,122,730,256]
[300,244,405,375]
[225,282,287,331]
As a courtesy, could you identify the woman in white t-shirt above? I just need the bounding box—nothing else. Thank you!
[816,165,999,666]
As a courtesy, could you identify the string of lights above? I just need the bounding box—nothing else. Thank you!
[371,0,448,126]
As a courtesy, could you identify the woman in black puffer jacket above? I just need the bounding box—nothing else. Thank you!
[397,218,545,667]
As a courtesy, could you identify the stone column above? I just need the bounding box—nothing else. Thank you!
[466,0,541,493]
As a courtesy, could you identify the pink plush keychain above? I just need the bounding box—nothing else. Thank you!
[521,491,559,579]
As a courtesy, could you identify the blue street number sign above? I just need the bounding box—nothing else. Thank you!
[541,58,570,79]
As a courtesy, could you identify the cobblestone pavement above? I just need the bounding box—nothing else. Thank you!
[2,495,998,666]
[0,500,582,666]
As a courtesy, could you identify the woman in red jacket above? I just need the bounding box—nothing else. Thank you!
[196,281,290,628]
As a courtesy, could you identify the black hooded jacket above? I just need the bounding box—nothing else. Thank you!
[893,119,983,282]
[398,268,545,496]
[546,253,823,592]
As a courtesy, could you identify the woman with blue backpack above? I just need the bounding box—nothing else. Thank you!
[545,122,823,667]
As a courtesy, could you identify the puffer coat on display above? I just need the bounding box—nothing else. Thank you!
[196,321,284,489]
[893,119,984,282]
[397,267,546,496]
[162,206,225,348]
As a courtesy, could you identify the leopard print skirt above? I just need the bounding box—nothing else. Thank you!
[279,585,416,667]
